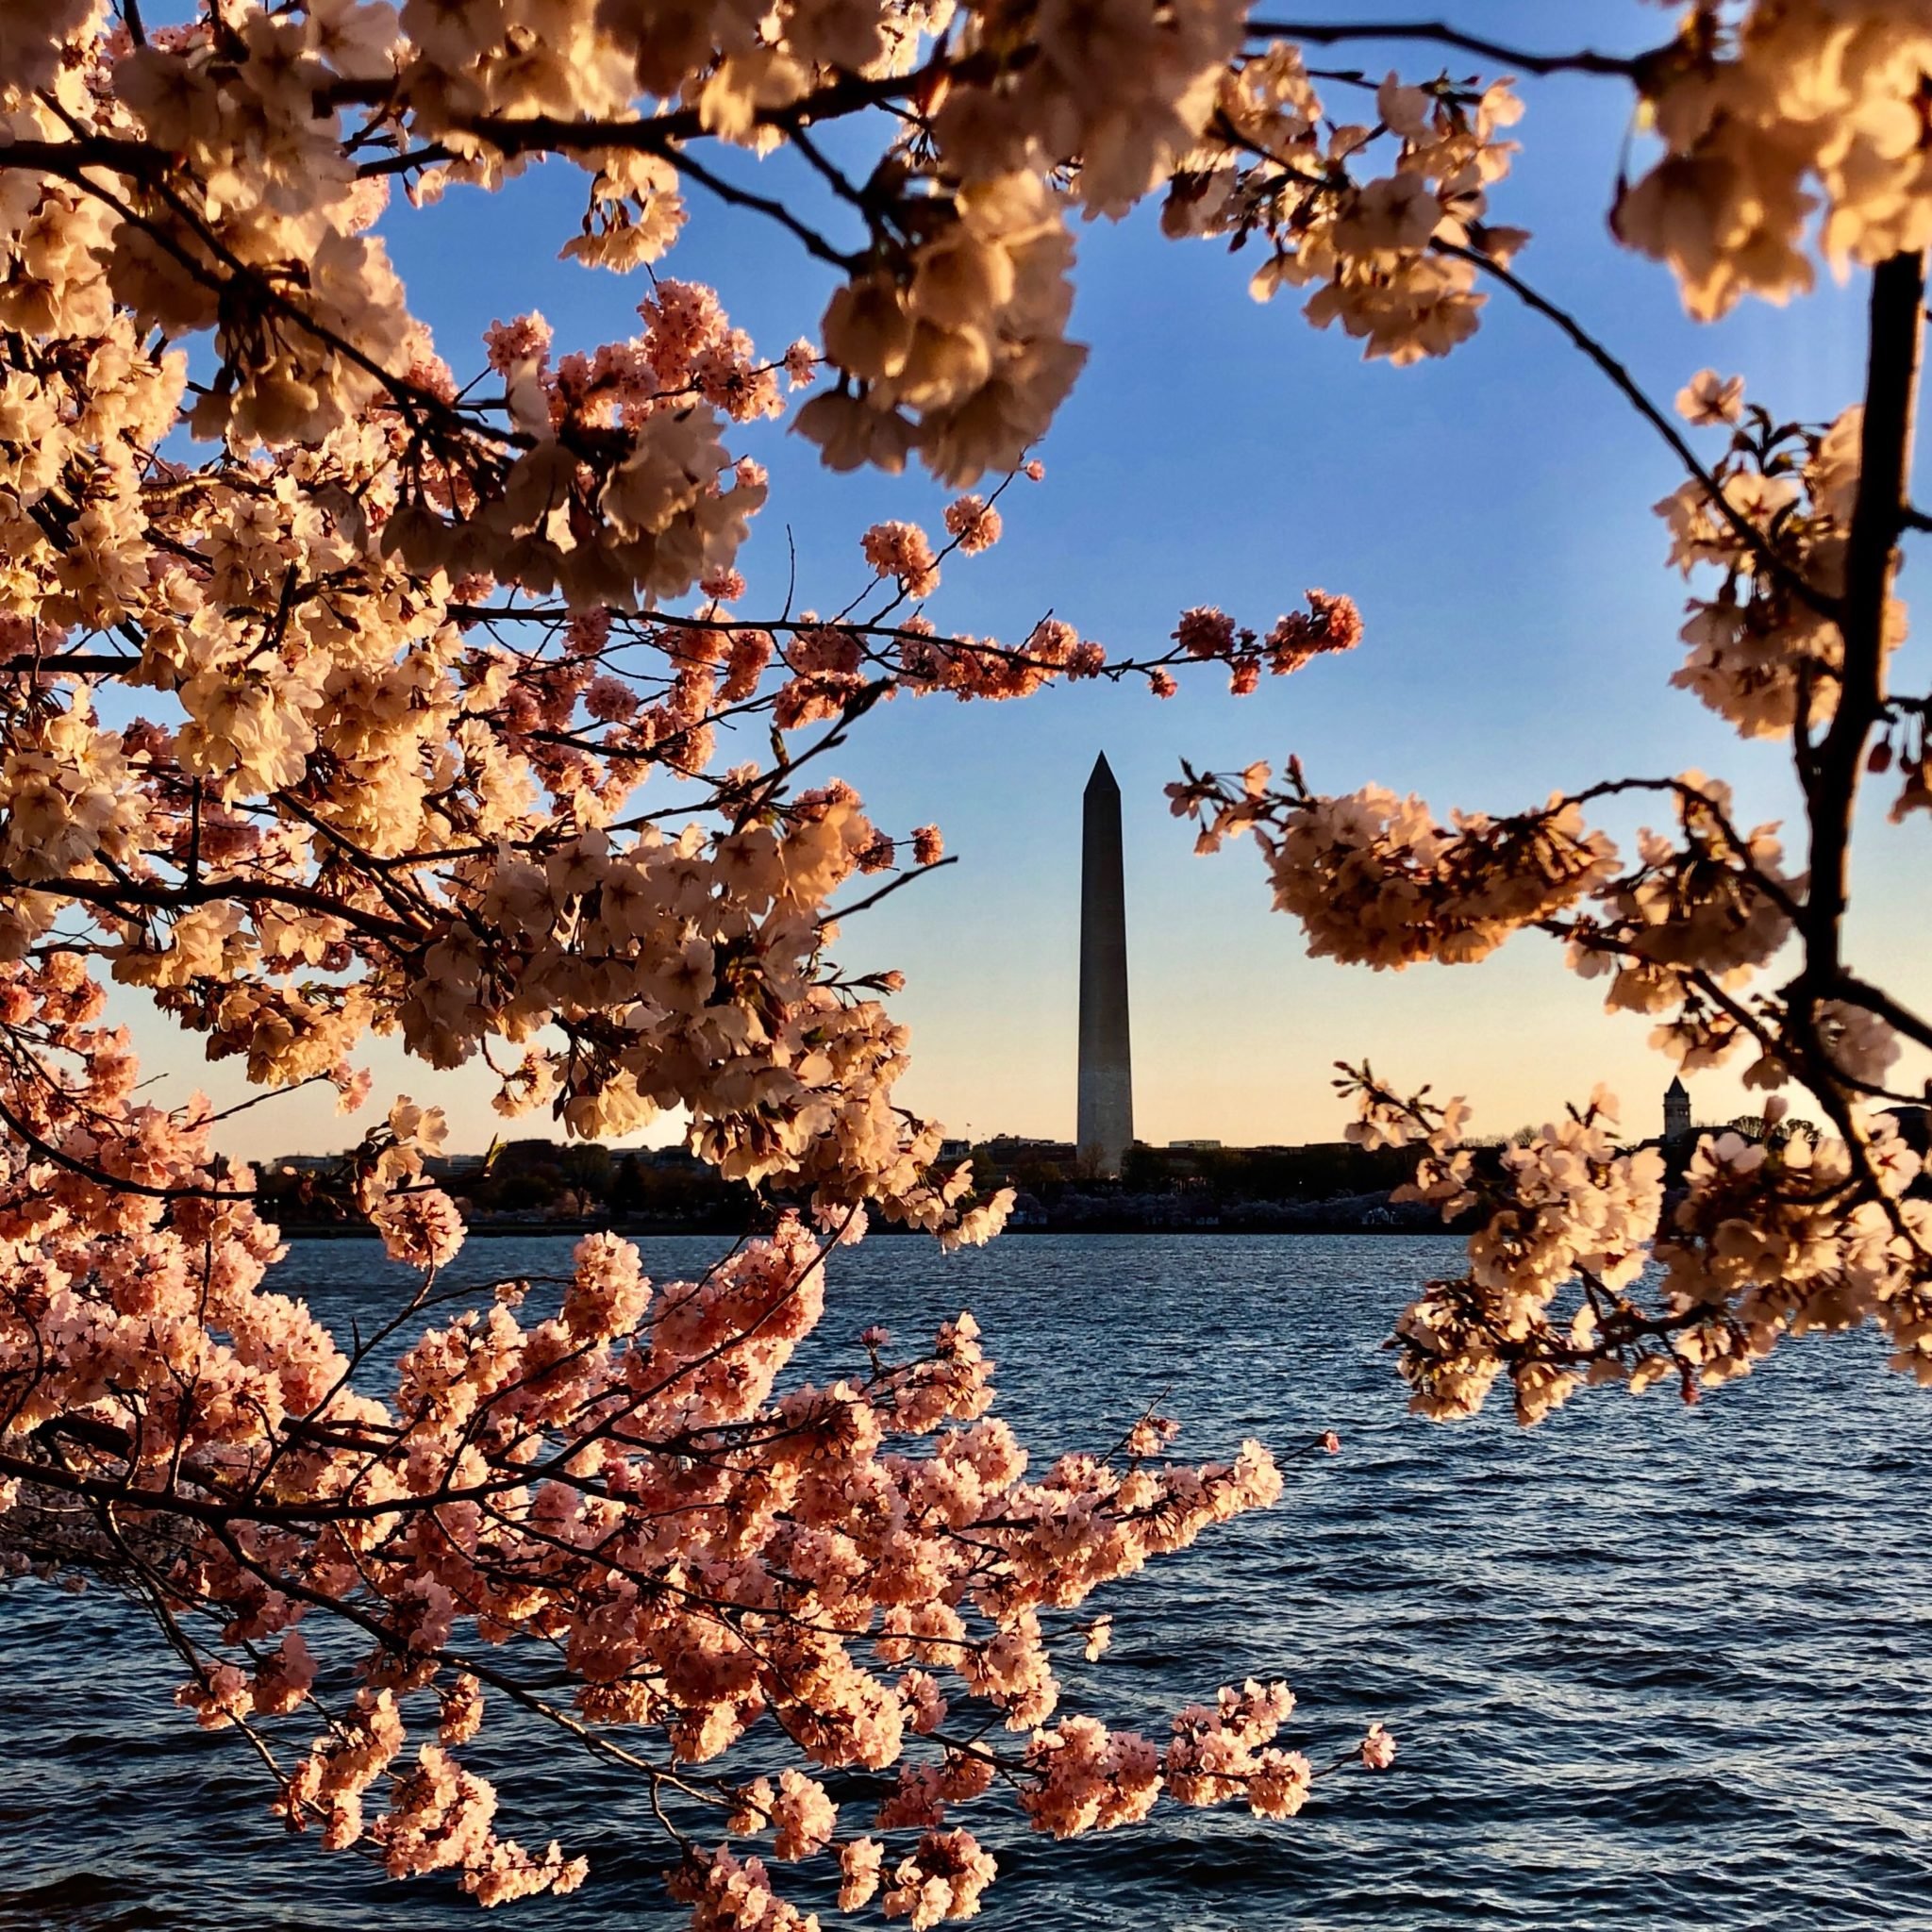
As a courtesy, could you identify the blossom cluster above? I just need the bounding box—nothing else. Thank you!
[1331,1065,1932,1427]
[1168,759,1619,971]
[1616,3,1932,316]
[0,960,1386,1913]
[1174,50,1527,363]
[0,10,1467,1915]
[5,4,1932,1915]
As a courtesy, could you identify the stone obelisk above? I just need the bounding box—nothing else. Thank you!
[1077,753,1134,1177]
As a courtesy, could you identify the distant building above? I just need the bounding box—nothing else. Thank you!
[1663,1076,1692,1141]
[982,1136,1076,1167]
[1168,1140,1223,1150]
[423,1153,487,1182]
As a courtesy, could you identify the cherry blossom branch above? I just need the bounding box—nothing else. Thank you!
[0,867,423,944]
[0,1089,255,1203]
[4,135,526,458]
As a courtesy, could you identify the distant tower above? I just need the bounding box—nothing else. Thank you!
[1664,1075,1691,1141]
[1077,754,1134,1177]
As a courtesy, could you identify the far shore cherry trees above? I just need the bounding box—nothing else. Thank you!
[0,0,1928,1921]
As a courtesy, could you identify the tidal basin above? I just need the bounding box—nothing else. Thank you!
[2,1232,1928,1931]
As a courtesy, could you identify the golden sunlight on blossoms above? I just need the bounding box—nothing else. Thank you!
[0,2,1929,1925]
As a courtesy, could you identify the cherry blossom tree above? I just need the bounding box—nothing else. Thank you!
[0,0,1372,1915]
[1,0,1929,1920]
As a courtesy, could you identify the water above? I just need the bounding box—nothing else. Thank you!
[4,1232,1930,1930]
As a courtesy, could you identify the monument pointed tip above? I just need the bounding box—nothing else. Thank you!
[1086,752,1118,792]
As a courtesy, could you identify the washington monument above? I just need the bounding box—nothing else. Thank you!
[1077,753,1134,1176]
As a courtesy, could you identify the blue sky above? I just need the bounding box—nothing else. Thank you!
[149,1,1928,1158]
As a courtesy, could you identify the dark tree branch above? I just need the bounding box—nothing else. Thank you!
[824,855,958,924]
[1800,249,1925,990]
[0,654,140,675]
[1242,19,1646,78]
[1431,237,1840,621]
[0,867,422,942]
[0,1092,255,1202]
[1835,974,1932,1058]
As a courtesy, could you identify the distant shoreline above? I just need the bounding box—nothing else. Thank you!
[271,1220,1457,1241]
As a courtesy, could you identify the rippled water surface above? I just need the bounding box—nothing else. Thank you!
[5,1233,1931,1930]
